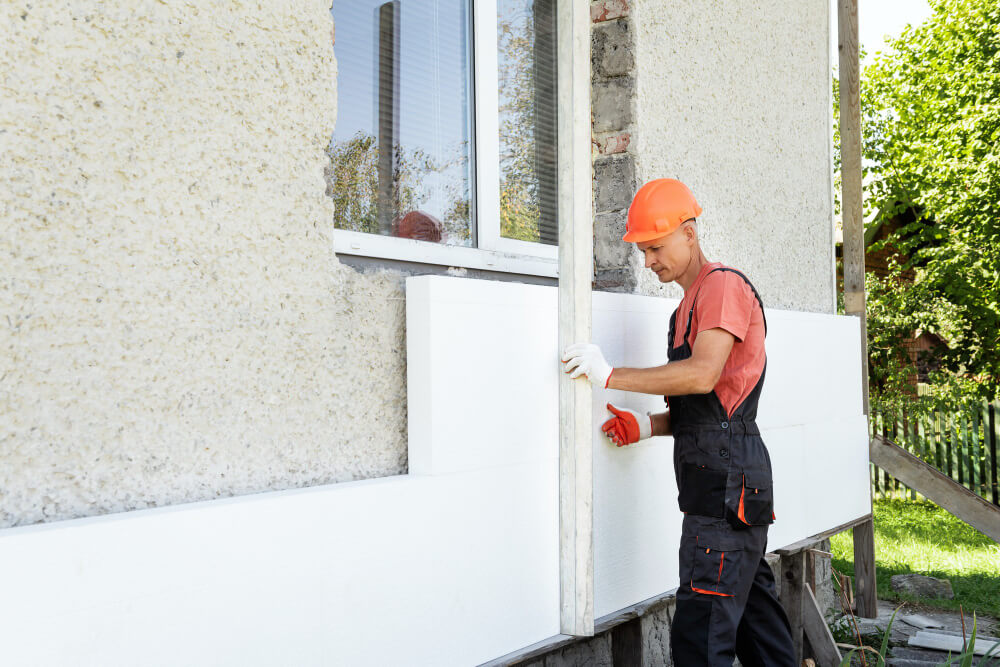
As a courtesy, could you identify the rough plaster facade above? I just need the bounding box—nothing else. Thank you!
[1,0,415,528]
[629,0,837,311]
[1,0,837,539]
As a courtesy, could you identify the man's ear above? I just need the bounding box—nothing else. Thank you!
[686,220,698,242]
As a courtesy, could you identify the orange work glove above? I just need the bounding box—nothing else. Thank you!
[601,403,653,447]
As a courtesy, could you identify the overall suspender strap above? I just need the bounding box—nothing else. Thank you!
[681,267,767,349]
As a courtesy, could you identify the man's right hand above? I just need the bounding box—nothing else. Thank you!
[602,403,653,447]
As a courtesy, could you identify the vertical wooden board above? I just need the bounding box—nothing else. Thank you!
[852,518,878,618]
[953,412,962,485]
[892,410,906,497]
[934,411,943,472]
[948,412,957,481]
[972,405,987,498]
[556,0,594,637]
[908,409,917,500]
[919,412,928,496]
[781,551,806,664]
[611,618,642,667]
[984,401,992,501]
[990,402,999,505]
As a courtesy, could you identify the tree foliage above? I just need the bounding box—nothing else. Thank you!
[835,0,1000,408]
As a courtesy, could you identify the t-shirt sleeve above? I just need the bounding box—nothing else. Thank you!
[693,271,755,342]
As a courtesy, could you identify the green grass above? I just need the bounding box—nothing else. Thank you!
[830,498,1000,618]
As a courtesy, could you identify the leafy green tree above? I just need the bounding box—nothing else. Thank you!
[325,132,472,242]
[497,1,556,244]
[835,0,1000,407]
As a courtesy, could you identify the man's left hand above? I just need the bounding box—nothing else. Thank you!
[561,342,614,388]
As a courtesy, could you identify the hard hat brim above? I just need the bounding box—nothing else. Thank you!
[622,228,673,244]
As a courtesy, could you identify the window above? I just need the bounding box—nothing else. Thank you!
[328,0,558,277]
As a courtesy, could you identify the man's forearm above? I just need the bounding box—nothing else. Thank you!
[606,358,713,395]
[650,410,671,437]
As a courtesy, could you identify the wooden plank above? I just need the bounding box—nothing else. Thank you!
[947,412,957,481]
[976,405,989,498]
[907,409,916,500]
[773,513,873,556]
[871,433,1000,542]
[803,585,843,667]
[556,0,595,637]
[780,551,807,664]
[852,518,878,618]
[935,410,944,472]
[611,618,642,667]
[478,634,581,667]
[593,588,675,635]
[897,409,905,494]
[880,412,890,496]
[958,411,968,489]
[916,412,928,501]
[990,402,999,505]
[961,410,978,494]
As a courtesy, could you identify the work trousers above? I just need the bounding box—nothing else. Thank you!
[669,514,797,667]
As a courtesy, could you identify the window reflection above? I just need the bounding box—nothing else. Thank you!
[328,0,474,246]
[498,0,558,245]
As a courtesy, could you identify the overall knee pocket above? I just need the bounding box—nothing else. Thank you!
[689,531,744,597]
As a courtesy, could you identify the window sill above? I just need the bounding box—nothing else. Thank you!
[333,229,559,278]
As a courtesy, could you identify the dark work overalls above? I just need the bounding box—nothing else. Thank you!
[665,267,796,667]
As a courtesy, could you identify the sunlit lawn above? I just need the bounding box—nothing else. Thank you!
[830,498,1000,619]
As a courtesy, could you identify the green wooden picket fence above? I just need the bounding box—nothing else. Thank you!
[869,399,1000,506]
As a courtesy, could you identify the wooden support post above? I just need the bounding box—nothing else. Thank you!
[781,551,806,665]
[611,617,642,667]
[556,0,594,638]
[838,0,878,619]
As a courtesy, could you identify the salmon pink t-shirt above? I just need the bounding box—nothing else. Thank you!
[669,261,766,420]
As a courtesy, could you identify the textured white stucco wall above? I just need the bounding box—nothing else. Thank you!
[1,0,836,528]
[629,0,836,311]
[1,1,414,528]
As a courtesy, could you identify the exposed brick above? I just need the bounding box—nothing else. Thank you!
[591,76,634,133]
[593,154,635,212]
[591,19,634,79]
[594,268,636,293]
[591,0,629,23]
[593,132,630,155]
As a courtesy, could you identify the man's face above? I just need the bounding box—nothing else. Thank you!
[636,221,694,283]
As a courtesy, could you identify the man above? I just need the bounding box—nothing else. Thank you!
[560,178,796,666]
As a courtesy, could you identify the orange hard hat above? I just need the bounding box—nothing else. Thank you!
[623,178,703,243]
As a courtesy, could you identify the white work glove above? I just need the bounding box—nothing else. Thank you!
[561,342,614,389]
[602,403,653,447]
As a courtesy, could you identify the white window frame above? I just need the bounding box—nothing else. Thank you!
[332,0,559,278]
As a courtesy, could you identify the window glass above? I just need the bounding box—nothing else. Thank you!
[497,0,558,245]
[329,0,474,246]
